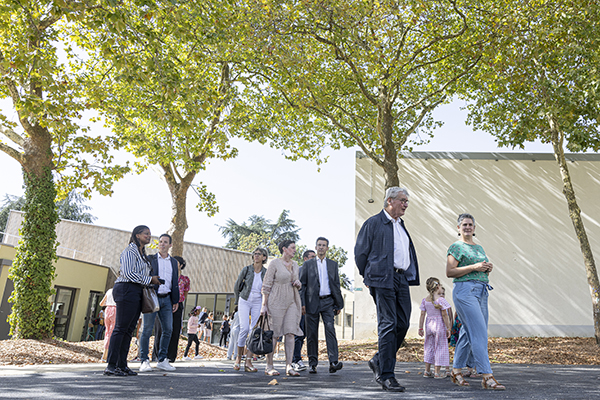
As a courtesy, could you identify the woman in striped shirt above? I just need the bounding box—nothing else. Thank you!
[105,225,161,376]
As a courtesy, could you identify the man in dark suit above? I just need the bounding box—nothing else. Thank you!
[300,237,344,374]
[139,233,180,373]
[291,249,316,372]
[355,187,420,392]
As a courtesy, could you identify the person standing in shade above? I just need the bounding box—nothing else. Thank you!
[300,238,344,374]
[139,233,180,373]
[168,255,189,362]
[291,249,315,372]
[104,225,161,376]
[355,187,420,392]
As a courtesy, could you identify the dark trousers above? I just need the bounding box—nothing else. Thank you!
[369,272,411,381]
[292,314,305,363]
[107,282,142,369]
[220,330,229,347]
[306,296,338,367]
[152,302,183,362]
[169,302,184,361]
[184,333,200,357]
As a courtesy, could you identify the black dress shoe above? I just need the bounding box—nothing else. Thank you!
[380,377,405,392]
[329,361,343,373]
[122,366,138,376]
[308,366,317,374]
[104,367,127,376]
[367,357,380,382]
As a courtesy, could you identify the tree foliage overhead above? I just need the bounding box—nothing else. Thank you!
[239,0,486,188]
[462,0,600,343]
[0,0,130,339]
[72,0,275,255]
[219,210,300,251]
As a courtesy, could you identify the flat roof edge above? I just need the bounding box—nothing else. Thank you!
[356,151,600,162]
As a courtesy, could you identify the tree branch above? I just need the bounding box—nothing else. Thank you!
[0,125,25,147]
[0,142,25,165]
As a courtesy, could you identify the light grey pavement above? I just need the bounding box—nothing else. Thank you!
[1,359,599,399]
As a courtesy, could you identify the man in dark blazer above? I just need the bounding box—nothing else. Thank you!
[138,233,180,373]
[355,187,420,392]
[300,237,344,374]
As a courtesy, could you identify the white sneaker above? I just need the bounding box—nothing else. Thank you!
[183,356,192,361]
[157,359,176,371]
[139,360,152,372]
[194,355,204,360]
[293,360,307,372]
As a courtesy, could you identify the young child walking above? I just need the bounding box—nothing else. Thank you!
[419,277,452,379]
[184,307,203,360]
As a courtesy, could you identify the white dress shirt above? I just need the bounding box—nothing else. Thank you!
[157,253,173,295]
[317,257,331,297]
[384,209,410,271]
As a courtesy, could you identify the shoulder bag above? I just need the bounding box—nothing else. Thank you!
[246,314,273,355]
[141,286,160,314]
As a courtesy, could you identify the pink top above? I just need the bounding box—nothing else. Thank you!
[178,275,190,303]
[187,315,199,334]
[419,297,451,319]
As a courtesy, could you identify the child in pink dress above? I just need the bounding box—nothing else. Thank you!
[418,277,451,379]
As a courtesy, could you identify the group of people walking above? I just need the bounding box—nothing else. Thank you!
[233,237,344,377]
[355,187,504,391]
[103,186,504,393]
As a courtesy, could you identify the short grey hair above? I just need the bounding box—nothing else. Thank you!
[457,213,475,225]
[383,187,409,208]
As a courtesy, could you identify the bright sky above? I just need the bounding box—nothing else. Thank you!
[1,100,550,279]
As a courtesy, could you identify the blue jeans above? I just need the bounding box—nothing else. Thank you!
[140,295,173,362]
[452,280,493,374]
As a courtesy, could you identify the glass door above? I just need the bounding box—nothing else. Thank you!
[51,286,76,340]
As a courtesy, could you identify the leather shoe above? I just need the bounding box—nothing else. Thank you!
[104,367,127,376]
[308,365,317,374]
[367,357,380,382]
[329,361,343,373]
[380,377,405,392]
[122,366,138,376]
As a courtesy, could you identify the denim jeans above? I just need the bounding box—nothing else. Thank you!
[140,295,173,362]
[452,280,493,374]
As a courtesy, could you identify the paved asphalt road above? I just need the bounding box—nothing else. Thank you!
[1,360,599,399]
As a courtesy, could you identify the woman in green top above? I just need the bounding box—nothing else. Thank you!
[446,213,505,390]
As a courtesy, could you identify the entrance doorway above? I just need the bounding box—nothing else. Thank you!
[51,286,76,340]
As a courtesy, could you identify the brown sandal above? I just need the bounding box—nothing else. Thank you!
[450,371,470,386]
[482,376,505,390]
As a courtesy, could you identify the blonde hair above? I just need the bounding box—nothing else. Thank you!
[426,277,443,309]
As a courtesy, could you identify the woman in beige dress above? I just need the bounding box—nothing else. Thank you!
[261,239,303,376]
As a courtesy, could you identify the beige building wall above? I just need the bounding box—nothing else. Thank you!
[354,151,600,338]
[4,211,252,294]
[0,244,109,341]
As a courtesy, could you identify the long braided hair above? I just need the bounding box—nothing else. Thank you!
[129,225,151,265]
[425,277,443,309]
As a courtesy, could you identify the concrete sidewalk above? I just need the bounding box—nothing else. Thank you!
[1,359,599,399]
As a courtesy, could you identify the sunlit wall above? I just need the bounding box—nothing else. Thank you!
[354,151,600,338]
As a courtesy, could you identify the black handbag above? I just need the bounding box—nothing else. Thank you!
[245,314,273,355]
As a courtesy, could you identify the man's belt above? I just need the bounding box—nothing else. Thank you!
[319,295,332,299]
[157,293,171,298]
[394,268,405,274]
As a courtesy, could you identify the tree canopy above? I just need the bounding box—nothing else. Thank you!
[219,210,300,251]
[238,0,486,188]
[463,0,600,343]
